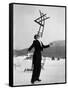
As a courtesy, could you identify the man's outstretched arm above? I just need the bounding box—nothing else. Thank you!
[28,41,35,51]
[42,42,53,48]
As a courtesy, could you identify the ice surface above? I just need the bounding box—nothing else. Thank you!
[13,55,65,86]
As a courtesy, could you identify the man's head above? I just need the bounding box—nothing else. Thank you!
[34,33,42,40]
[34,34,40,40]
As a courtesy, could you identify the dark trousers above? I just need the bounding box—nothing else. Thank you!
[31,62,41,82]
[31,52,41,82]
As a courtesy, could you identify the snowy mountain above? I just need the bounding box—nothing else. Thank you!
[53,40,65,46]
[14,40,65,58]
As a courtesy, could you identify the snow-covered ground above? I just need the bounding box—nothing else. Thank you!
[13,55,65,86]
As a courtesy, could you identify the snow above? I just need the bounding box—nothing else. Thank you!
[13,55,65,86]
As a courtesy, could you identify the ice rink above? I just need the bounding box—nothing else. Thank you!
[13,55,65,86]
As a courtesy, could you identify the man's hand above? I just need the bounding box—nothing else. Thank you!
[50,42,54,47]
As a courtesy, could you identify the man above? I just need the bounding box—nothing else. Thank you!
[28,34,53,84]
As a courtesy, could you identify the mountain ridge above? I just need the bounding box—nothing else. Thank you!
[14,40,65,58]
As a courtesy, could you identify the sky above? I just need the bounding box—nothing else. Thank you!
[13,4,65,50]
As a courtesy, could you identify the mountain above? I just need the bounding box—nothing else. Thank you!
[53,40,65,46]
[42,40,65,58]
[14,40,65,58]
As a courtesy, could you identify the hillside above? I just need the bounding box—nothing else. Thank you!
[14,40,65,58]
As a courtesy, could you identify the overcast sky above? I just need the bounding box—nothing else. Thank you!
[13,4,65,50]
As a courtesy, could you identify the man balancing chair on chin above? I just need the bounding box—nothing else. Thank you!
[27,33,53,84]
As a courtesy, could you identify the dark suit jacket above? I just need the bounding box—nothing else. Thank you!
[28,40,50,64]
[28,40,50,52]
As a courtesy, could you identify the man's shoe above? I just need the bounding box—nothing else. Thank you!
[36,79,41,82]
[31,80,35,84]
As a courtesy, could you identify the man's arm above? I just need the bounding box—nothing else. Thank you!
[42,43,50,48]
[42,42,53,48]
[28,41,35,51]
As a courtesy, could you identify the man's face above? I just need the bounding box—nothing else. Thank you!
[37,34,41,40]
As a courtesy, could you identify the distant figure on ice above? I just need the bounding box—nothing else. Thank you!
[28,33,53,84]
